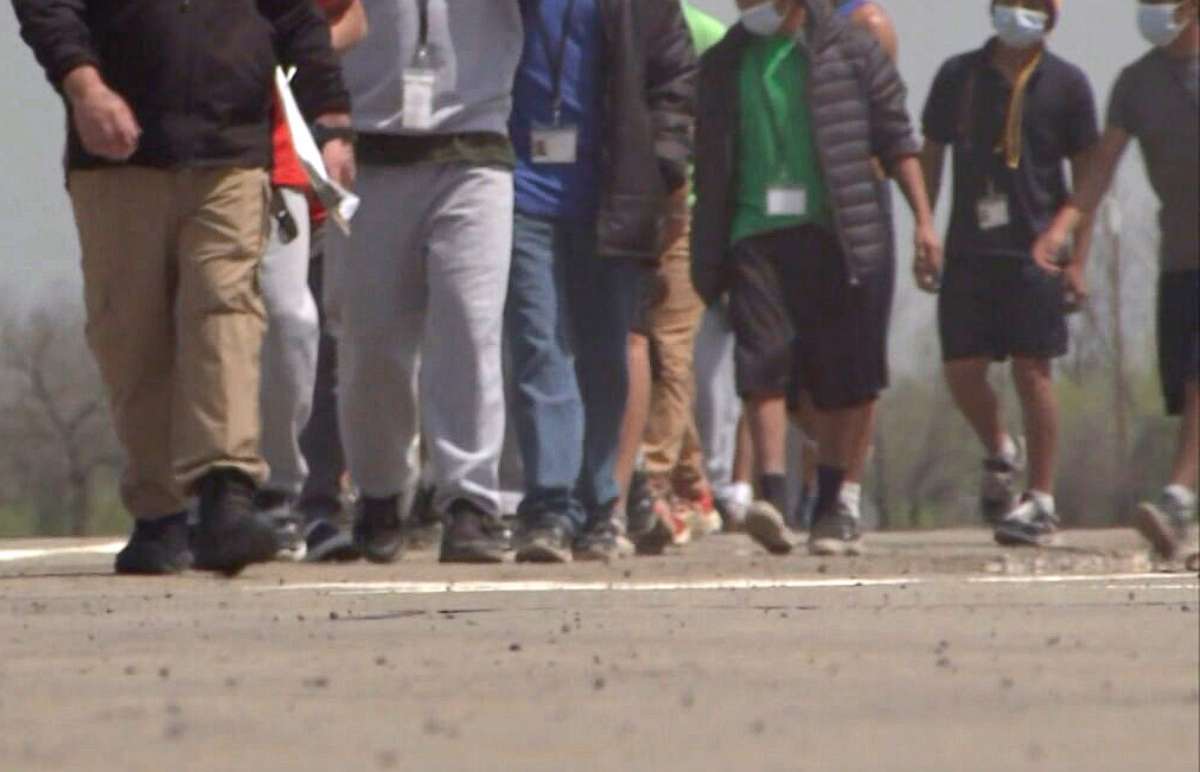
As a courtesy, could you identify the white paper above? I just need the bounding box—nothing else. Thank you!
[275,67,360,235]
[766,185,807,217]
[976,194,1010,231]
[402,69,436,131]
[531,126,579,165]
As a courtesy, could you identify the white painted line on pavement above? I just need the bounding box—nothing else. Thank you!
[966,573,1190,585]
[0,541,124,563]
[252,577,923,596]
[249,573,1196,597]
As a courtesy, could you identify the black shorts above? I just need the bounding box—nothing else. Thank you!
[938,254,1068,363]
[728,226,893,411]
[1158,270,1200,416]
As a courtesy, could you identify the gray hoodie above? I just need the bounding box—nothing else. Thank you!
[339,0,524,136]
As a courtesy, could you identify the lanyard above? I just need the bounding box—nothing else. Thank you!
[757,41,798,176]
[531,0,578,124]
[415,0,431,60]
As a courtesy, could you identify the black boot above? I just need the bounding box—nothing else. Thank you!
[440,499,509,564]
[353,494,404,564]
[191,469,279,576]
[115,512,192,575]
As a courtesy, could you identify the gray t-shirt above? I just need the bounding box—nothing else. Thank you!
[1108,49,1199,272]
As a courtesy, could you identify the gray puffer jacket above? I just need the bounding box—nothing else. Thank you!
[691,0,919,302]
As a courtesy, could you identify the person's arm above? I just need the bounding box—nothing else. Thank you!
[643,0,699,196]
[260,0,354,186]
[919,139,946,214]
[328,0,368,54]
[850,2,898,62]
[1032,127,1131,270]
[893,155,944,293]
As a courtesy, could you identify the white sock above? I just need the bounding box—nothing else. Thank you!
[992,435,1019,465]
[839,482,863,519]
[1163,484,1196,509]
[1028,490,1055,515]
[728,481,753,507]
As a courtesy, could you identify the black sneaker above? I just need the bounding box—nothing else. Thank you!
[191,469,280,576]
[353,495,403,564]
[303,518,361,563]
[115,512,192,575]
[807,507,864,557]
[404,483,443,550]
[514,515,575,564]
[574,518,634,562]
[440,500,510,564]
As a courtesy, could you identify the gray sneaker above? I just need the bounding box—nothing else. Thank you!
[994,494,1060,547]
[808,504,864,557]
[981,442,1024,525]
[744,501,793,555]
[574,519,634,562]
[1134,491,1196,560]
[256,492,307,563]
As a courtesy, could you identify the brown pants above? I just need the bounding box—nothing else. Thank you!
[641,211,708,497]
[69,166,271,519]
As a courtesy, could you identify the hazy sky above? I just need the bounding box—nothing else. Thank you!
[0,0,1160,360]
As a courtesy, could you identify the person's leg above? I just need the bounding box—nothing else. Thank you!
[69,168,189,573]
[788,226,892,556]
[1010,357,1058,497]
[257,189,317,508]
[614,331,651,519]
[297,232,347,522]
[422,165,513,563]
[1136,271,1200,559]
[693,305,741,497]
[334,165,427,562]
[174,167,279,573]
[565,240,643,526]
[505,212,586,537]
[944,358,1007,455]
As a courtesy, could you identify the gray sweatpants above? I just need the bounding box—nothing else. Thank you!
[326,163,512,517]
[693,304,740,492]
[259,187,318,497]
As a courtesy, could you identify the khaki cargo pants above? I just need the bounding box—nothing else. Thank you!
[69,166,271,519]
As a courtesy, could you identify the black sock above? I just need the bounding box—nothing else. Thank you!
[814,466,846,519]
[759,473,788,515]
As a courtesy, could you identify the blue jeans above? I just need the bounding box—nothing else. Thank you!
[506,212,643,532]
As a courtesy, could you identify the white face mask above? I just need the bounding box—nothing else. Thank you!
[1138,3,1188,47]
[741,1,787,37]
[992,6,1049,49]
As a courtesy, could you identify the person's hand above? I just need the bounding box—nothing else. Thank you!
[321,138,356,189]
[913,221,943,293]
[1062,261,1088,313]
[64,67,141,161]
[1031,223,1070,276]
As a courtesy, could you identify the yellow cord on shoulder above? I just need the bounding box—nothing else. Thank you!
[998,51,1043,170]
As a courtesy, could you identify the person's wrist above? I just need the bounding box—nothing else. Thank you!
[63,65,104,103]
[313,124,357,150]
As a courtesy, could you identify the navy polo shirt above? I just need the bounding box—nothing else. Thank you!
[922,39,1099,261]
[511,0,606,221]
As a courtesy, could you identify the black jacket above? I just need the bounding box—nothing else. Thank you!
[14,0,351,171]
[692,0,919,302]
[596,0,697,260]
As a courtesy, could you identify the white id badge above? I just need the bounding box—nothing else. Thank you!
[530,125,579,164]
[766,185,807,217]
[976,192,1011,230]
[402,68,436,130]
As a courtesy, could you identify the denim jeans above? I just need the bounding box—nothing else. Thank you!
[506,212,644,532]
